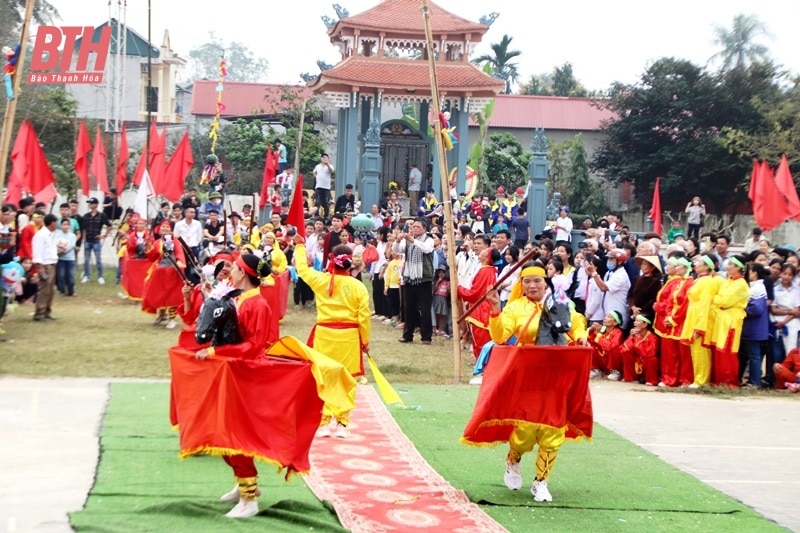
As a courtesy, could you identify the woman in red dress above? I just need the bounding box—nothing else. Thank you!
[194,252,277,519]
[141,221,185,328]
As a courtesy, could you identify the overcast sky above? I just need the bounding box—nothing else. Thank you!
[48,0,800,91]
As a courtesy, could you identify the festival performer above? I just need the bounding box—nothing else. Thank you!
[193,252,278,519]
[680,254,724,387]
[587,311,625,379]
[653,256,694,387]
[141,221,185,329]
[619,314,659,385]
[293,235,371,438]
[462,262,591,503]
[709,255,749,387]
[121,216,154,300]
[457,247,500,359]
[177,252,234,350]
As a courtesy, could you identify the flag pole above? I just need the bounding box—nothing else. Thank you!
[289,99,307,213]
[421,0,462,383]
[0,0,36,191]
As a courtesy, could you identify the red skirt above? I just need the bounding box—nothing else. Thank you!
[462,345,594,446]
[169,347,324,476]
[121,257,151,300]
[141,265,184,313]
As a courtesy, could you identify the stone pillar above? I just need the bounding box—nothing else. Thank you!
[335,92,360,198]
[527,128,549,237]
[360,118,382,212]
[454,99,470,200]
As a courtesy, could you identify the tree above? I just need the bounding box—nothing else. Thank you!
[0,0,59,44]
[711,14,771,71]
[519,72,553,96]
[472,34,521,94]
[546,138,573,200]
[721,67,800,167]
[519,63,589,97]
[184,32,269,83]
[591,58,770,211]
[565,134,605,217]
[468,99,495,187]
[483,132,531,193]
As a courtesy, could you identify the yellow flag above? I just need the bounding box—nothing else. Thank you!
[367,355,405,408]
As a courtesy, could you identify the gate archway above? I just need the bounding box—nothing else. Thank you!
[379,119,430,194]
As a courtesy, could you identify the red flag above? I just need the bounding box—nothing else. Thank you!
[286,173,306,238]
[149,124,167,194]
[774,155,800,220]
[258,145,276,209]
[89,125,109,195]
[162,131,194,203]
[74,120,92,196]
[4,121,31,205]
[748,159,759,209]
[752,160,788,231]
[132,122,161,187]
[116,123,129,193]
[23,121,57,199]
[648,177,662,236]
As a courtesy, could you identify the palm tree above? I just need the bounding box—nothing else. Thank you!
[0,0,59,44]
[472,34,521,94]
[711,14,771,71]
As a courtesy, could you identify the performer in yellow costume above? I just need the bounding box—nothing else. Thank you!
[483,263,589,502]
[680,254,724,387]
[709,255,749,387]
[294,236,371,438]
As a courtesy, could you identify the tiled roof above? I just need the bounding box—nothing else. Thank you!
[482,95,616,131]
[308,57,504,93]
[190,81,314,117]
[333,0,488,34]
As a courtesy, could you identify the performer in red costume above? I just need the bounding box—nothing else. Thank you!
[121,216,154,300]
[619,314,659,385]
[587,311,624,378]
[194,252,277,519]
[653,256,694,387]
[457,248,499,359]
[177,252,234,350]
[462,262,591,504]
[141,221,185,328]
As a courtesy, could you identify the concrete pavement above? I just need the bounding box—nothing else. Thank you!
[0,377,798,532]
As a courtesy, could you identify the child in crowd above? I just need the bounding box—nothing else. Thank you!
[432,266,451,336]
[382,251,403,327]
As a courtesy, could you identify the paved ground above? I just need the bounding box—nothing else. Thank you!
[1,377,798,532]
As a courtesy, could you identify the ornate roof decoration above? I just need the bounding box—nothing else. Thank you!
[329,0,488,35]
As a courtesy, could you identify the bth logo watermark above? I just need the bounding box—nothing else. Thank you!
[28,26,112,84]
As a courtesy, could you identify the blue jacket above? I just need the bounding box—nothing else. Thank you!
[742,280,769,341]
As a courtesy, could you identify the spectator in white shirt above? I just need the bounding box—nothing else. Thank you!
[32,214,59,321]
[555,206,573,245]
[172,206,203,261]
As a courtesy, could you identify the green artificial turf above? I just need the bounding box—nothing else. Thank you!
[71,383,783,532]
[389,384,784,532]
[68,383,347,533]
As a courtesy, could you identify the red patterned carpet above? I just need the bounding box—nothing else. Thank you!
[305,386,507,532]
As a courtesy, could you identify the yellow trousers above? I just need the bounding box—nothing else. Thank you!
[689,337,711,386]
[508,425,565,481]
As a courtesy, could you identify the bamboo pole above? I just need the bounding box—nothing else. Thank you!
[0,0,37,190]
[289,99,307,211]
[421,0,462,383]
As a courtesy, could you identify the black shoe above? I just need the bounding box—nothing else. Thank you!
[421,340,432,345]
[45,316,57,320]
[33,316,45,322]
[398,338,412,343]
